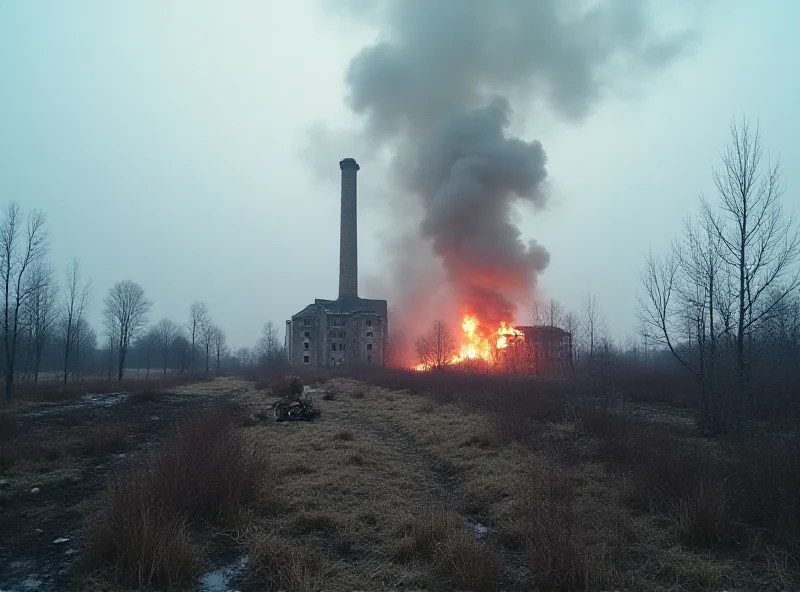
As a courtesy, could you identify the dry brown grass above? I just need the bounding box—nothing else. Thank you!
[81,407,268,588]
[249,531,333,592]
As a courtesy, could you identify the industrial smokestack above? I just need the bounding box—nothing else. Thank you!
[338,157,360,300]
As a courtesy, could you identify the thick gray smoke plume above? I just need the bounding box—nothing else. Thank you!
[341,0,694,353]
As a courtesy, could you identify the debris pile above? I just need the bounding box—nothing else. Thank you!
[246,376,320,424]
[273,397,320,422]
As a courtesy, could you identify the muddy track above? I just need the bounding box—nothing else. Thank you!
[0,392,236,592]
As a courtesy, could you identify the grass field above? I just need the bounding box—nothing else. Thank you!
[0,372,797,591]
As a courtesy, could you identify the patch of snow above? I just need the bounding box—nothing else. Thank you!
[464,518,489,538]
[30,488,40,494]
[52,538,68,545]
[198,555,249,592]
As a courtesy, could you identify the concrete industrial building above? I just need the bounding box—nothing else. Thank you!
[285,158,388,368]
[516,325,573,371]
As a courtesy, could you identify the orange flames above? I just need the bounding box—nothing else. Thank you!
[415,314,524,371]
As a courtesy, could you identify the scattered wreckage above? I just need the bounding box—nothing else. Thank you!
[245,375,320,425]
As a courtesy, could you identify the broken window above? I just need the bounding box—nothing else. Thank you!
[303,355,309,364]
[304,331,310,338]
[366,343,373,351]
[331,343,336,352]
[338,343,345,351]
[304,342,309,350]
[303,318,311,326]
[367,354,373,363]
[366,331,373,337]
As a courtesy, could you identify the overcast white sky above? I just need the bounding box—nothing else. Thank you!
[1,0,798,349]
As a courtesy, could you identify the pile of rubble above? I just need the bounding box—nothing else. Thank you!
[272,396,320,422]
[245,376,320,425]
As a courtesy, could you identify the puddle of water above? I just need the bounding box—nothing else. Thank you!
[197,555,249,592]
[23,392,130,418]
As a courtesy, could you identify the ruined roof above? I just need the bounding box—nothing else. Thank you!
[517,325,572,337]
[290,296,388,320]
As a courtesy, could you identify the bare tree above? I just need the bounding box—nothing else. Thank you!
[563,311,580,369]
[1,203,49,403]
[172,329,190,374]
[60,259,91,385]
[257,321,281,363]
[415,320,456,370]
[139,327,158,379]
[581,293,604,364]
[705,118,800,424]
[153,318,178,376]
[187,301,208,372]
[200,318,215,373]
[545,298,564,327]
[74,320,96,381]
[23,262,58,383]
[212,326,227,375]
[103,280,152,380]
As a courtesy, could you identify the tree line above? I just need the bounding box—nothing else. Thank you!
[0,202,288,404]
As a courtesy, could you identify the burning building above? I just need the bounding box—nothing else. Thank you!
[285,158,388,368]
[516,325,573,372]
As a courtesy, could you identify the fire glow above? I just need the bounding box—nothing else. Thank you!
[415,314,524,371]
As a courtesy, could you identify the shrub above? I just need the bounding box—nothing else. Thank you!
[81,483,199,588]
[149,409,267,524]
[271,376,304,399]
[81,408,268,587]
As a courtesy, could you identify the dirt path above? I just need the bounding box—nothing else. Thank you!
[0,378,249,592]
[237,380,527,591]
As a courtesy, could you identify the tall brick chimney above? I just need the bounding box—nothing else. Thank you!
[338,158,360,300]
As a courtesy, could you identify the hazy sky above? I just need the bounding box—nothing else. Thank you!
[1,1,798,349]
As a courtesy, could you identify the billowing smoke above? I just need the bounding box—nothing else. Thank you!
[340,0,695,360]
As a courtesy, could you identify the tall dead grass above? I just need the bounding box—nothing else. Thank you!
[81,407,267,589]
[359,369,800,585]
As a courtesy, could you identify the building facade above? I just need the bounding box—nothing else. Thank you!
[285,158,388,368]
[515,325,573,372]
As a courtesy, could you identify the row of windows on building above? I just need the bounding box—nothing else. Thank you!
[302,317,376,327]
[301,354,374,364]
[302,342,374,352]
[302,330,374,339]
